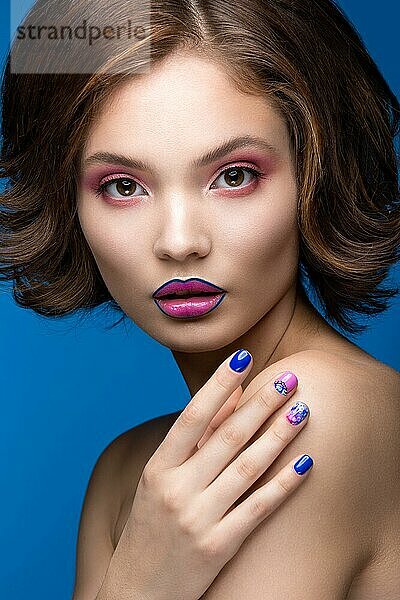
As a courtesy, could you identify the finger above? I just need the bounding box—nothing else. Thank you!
[205,398,310,521]
[185,370,299,489]
[233,365,297,413]
[152,349,253,469]
[197,385,243,450]
[215,453,314,556]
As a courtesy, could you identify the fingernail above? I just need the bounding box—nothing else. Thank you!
[285,401,309,426]
[229,349,252,372]
[273,370,298,396]
[293,454,314,475]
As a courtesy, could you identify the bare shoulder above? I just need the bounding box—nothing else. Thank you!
[302,349,400,599]
[252,347,400,519]
[110,348,399,598]
[111,411,180,549]
[72,414,179,600]
[201,348,400,599]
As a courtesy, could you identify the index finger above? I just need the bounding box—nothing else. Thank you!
[197,385,243,450]
[153,349,253,469]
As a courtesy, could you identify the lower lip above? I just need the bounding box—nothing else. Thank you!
[153,293,226,318]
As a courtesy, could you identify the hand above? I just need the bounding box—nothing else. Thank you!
[99,349,312,600]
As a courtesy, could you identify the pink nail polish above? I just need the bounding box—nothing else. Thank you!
[273,371,298,396]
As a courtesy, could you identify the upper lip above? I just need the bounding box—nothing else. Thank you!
[152,277,226,299]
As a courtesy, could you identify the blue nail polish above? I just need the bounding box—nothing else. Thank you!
[229,349,252,372]
[293,454,313,475]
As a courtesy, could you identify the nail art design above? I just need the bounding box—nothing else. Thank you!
[273,370,298,396]
[285,401,309,425]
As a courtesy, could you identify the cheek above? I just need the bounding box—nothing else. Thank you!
[222,188,298,268]
[77,202,144,275]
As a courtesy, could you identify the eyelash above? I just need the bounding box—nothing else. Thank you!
[93,163,268,202]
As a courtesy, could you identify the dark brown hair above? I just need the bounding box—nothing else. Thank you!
[0,0,399,334]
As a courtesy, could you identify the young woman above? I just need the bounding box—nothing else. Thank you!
[1,0,399,598]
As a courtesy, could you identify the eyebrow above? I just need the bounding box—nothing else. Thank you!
[81,135,280,172]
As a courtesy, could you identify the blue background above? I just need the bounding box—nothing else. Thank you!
[1,1,399,598]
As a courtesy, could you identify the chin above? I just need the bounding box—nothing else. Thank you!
[146,323,240,354]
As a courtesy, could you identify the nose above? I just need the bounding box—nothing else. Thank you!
[153,194,211,262]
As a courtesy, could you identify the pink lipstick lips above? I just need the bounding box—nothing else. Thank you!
[152,277,227,318]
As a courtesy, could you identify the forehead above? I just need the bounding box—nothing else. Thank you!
[83,53,290,161]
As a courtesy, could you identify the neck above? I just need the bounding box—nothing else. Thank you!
[171,280,338,397]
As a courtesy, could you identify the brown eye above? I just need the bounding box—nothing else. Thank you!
[115,179,138,196]
[210,166,262,190]
[223,168,245,187]
[97,177,148,200]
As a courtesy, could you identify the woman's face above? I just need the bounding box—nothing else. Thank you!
[77,52,299,352]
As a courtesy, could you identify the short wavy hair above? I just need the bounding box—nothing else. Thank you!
[0,0,399,335]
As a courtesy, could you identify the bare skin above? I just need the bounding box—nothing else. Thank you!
[76,51,400,598]
[112,341,400,599]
